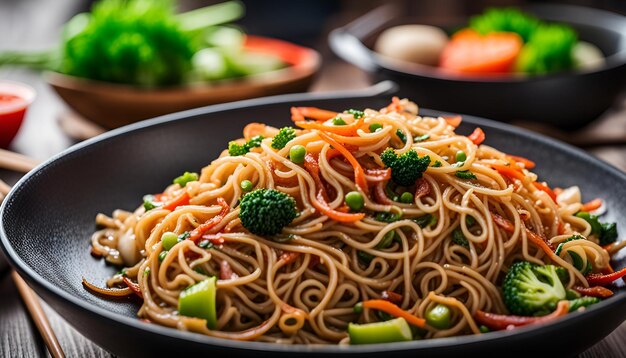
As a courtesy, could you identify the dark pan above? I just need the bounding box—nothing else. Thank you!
[329,4,626,129]
[2,82,626,357]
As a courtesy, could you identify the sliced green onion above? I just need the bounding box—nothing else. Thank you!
[178,277,218,329]
[369,123,383,132]
[332,116,347,125]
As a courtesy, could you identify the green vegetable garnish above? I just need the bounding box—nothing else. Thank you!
[238,189,297,236]
[381,148,430,187]
[375,211,403,223]
[271,127,296,150]
[455,170,477,180]
[332,117,347,126]
[568,296,600,312]
[346,109,364,119]
[348,318,412,345]
[452,228,469,248]
[455,150,467,162]
[575,212,618,246]
[414,134,430,142]
[178,277,218,329]
[228,135,264,156]
[413,214,437,229]
[345,191,365,211]
[377,230,396,249]
[516,24,577,75]
[143,195,160,211]
[425,304,451,329]
[173,171,198,187]
[432,160,442,168]
[396,129,408,144]
[357,250,374,265]
[369,123,383,132]
[289,145,306,164]
[399,192,414,204]
[158,250,168,262]
[470,7,540,42]
[240,179,253,192]
[161,231,179,250]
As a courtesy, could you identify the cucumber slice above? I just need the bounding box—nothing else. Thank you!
[348,317,412,345]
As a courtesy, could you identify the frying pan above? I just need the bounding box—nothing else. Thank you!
[2,82,626,357]
[329,4,626,129]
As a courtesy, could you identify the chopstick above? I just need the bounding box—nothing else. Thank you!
[11,271,65,358]
[0,163,65,357]
[0,148,39,173]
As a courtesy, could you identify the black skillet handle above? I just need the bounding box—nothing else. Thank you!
[328,5,399,72]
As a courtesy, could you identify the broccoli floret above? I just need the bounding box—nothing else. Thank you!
[228,135,265,156]
[238,188,297,236]
[470,8,540,42]
[568,296,600,312]
[173,171,198,187]
[503,261,567,316]
[380,148,430,187]
[516,24,577,75]
[271,127,296,149]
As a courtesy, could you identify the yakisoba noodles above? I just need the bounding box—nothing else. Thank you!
[86,98,623,344]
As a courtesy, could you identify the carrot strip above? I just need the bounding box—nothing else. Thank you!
[525,226,556,253]
[383,96,403,113]
[468,127,485,145]
[443,115,462,128]
[243,122,266,140]
[532,181,557,202]
[161,191,190,211]
[279,252,300,265]
[188,198,230,242]
[317,131,368,194]
[572,286,613,298]
[586,267,626,286]
[581,198,602,213]
[507,155,536,169]
[491,212,515,233]
[122,277,143,299]
[304,153,365,223]
[361,299,426,327]
[293,107,337,121]
[491,164,525,181]
[475,301,569,331]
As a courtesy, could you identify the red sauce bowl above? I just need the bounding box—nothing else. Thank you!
[0,81,35,148]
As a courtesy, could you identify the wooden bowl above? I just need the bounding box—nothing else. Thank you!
[46,36,321,129]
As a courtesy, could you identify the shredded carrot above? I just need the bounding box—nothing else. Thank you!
[122,277,143,299]
[243,122,266,140]
[294,114,365,136]
[573,286,613,298]
[525,226,556,254]
[491,212,515,233]
[304,153,365,223]
[557,220,566,235]
[475,300,569,331]
[317,131,368,194]
[189,198,230,242]
[161,191,190,211]
[383,96,403,113]
[532,181,557,202]
[361,299,425,327]
[491,164,525,182]
[292,107,337,122]
[443,115,462,128]
[468,127,485,145]
[279,252,300,265]
[581,198,602,212]
[507,155,536,169]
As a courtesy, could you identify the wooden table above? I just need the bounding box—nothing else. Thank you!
[2,1,626,357]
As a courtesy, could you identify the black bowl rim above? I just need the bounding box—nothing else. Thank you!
[2,86,626,353]
[330,3,626,84]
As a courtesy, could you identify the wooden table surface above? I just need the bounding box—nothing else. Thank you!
[2,1,626,357]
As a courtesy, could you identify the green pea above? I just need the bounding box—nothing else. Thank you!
[161,232,178,251]
[369,123,383,132]
[425,304,451,329]
[400,192,414,204]
[289,145,306,164]
[332,116,347,125]
[479,325,489,333]
[455,150,467,162]
[240,180,253,192]
[345,191,364,211]
[353,302,363,314]
[158,250,168,262]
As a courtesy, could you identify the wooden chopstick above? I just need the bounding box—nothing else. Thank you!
[12,271,65,358]
[2,177,65,357]
[0,148,39,173]
[0,178,11,196]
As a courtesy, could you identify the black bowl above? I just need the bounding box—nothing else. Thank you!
[2,83,626,357]
[329,4,626,129]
